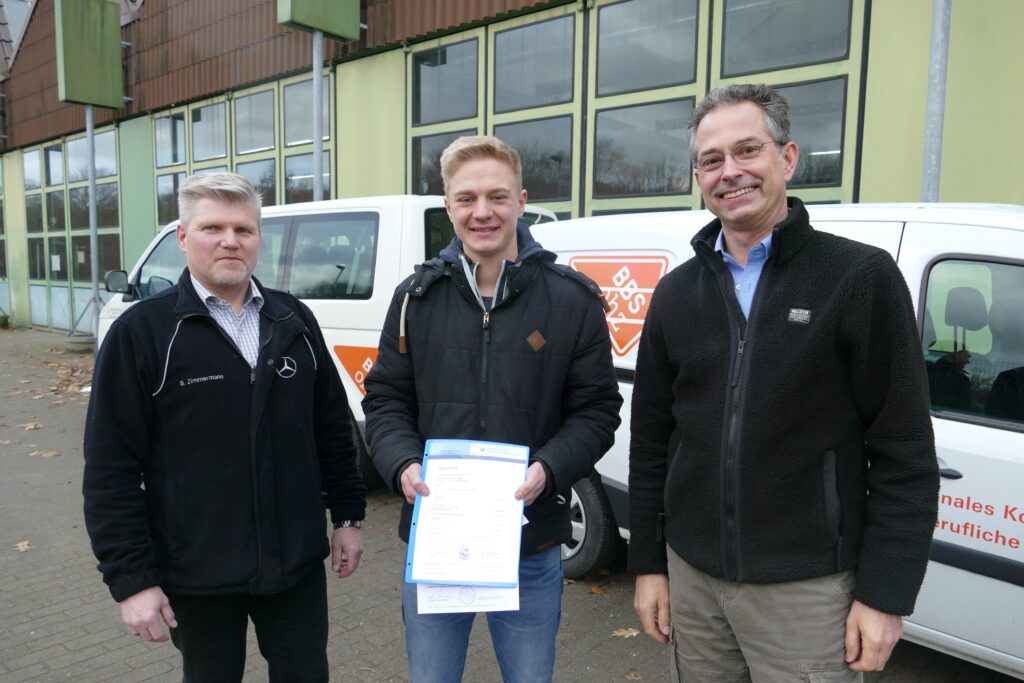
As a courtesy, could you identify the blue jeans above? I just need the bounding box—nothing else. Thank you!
[402,545,564,683]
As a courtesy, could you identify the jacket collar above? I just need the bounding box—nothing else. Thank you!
[173,268,291,321]
[692,196,813,266]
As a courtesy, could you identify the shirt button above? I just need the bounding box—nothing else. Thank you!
[735,284,742,291]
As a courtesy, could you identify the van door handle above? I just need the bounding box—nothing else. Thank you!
[939,467,963,479]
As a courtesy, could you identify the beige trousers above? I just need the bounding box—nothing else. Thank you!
[667,547,863,683]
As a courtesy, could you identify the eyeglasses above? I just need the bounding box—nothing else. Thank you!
[696,140,779,173]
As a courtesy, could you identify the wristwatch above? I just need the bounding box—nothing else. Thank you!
[333,519,362,529]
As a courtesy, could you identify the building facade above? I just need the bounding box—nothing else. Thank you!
[0,0,1021,330]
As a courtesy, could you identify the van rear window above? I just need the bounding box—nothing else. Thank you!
[287,212,378,300]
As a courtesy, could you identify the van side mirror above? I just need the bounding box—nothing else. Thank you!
[104,270,130,294]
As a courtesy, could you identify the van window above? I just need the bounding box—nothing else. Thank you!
[922,259,1024,425]
[288,212,378,299]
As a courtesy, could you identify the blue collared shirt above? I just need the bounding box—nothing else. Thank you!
[714,230,772,319]
[191,275,264,368]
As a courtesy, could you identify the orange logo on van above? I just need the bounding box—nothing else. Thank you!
[333,346,378,396]
[568,256,669,357]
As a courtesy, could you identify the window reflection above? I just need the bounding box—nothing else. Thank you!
[288,212,378,300]
[284,78,330,146]
[495,16,574,113]
[46,146,64,186]
[49,236,68,280]
[192,103,227,161]
[71,234,122,282]
[493,117,572,202]
[28,238,46,279]
[236,90,275,154]
[411,129,475,195]
[26,195,43,233]
[236,159,277,207]
[595,99,692,198]
[598,0,697,96]
[0,240,7,278]
[413,40,477,126]
[157,173,187,225]
[285,152,331,204]
[67,131,118,181]
[70,184,120,230]
[23,150,41,190]
[776,79,845,187]
[155,113,186,167]
[47,191,66,232]
[723,0,850,76]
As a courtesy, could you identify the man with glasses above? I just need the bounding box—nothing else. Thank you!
[628,84,938,681]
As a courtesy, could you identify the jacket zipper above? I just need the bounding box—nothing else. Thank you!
[480,310,491,432]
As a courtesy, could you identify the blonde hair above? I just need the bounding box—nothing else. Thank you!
[178,172,262,227]
[439,135,523,194]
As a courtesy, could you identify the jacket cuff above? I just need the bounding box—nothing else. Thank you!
[392,457,423,495]
[108,568,163,603]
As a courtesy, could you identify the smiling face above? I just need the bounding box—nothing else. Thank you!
[444,157,527,266]
[693,101,799,238]
[176,197,261,301]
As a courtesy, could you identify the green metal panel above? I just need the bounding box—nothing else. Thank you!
[278,0,361,42]
[337,50,406,196]
[119,117,158,267]
[1,151,30,326]
[53,0,124,109]
[939,0,1024,203]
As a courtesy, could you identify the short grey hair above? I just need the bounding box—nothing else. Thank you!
[688,84,791,163]
[178,172,262,227]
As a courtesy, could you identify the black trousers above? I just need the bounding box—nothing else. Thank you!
[168,562,329,683]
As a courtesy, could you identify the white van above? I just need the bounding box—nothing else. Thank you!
[533,203,1024,680]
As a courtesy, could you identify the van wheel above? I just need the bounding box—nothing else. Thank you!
[561,474,619,579]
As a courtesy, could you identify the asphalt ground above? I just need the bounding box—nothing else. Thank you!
[0,327,1017,682]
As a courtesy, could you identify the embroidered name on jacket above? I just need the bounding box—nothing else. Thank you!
[179,374,225,386]
[788,308,812,324]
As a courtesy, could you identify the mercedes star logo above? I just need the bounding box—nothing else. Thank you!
[276,356,297,379]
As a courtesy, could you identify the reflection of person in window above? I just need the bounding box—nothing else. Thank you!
[987,367,1024,419]
[930,348,973,411]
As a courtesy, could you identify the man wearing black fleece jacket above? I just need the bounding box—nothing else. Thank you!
[629,85,938,682]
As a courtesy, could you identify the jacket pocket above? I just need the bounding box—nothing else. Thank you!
[822,450,842,557]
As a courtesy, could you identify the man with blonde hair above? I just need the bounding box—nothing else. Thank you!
[364,136,622,682]
[84,172,366,682]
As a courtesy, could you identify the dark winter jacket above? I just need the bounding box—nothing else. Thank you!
[362,225,622,555]
[628,198,939,616]
[84,271,365,602]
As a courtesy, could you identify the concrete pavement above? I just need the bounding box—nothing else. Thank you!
[0,328,1015,682]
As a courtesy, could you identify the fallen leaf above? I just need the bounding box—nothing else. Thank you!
[30,450,61,458]
[19,379,31,384]
[625,672,642,680]
[51,400,65,405]
[15,540,31,552]
[612,628,641,639]
[17,423,42,431]
[563,578,576,585]
[0,439,15,445]
[31,394,45,400]
[590,584,608,596]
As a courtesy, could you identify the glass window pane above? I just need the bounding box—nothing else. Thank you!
[46,145,64,185]
[26,194,43,233]
[48,236,68,280]
[495,17,574,113]
[411,129,476,195]
[284,78,330,146]
[67,132,118,182]
[253,217,288,289]
[923,259,1024,425]
[192,103,227,161]
[284,152,331,204]
[195,166,228,175]
[236,159,277,207]
[0,199,5,235]
[777,79,845,188]
[155,113,187,167]
[598,0,697,96]
[157,172,187,225]
[131,232,185,297]
[493,117,573,201]
[595,99,692,198]
[71,234,122,283]
[235,90,275,154]
[70,183,120,230]
[0,239,7,278]
[47,191,66,232]
[424,207,456,260]
[28,238,46,279]
[723,0,851,76]
[23,150,41,190]
[287,212,378,300]
[412,40,477,126]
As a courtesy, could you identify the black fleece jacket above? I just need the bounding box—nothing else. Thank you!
[362,226,622,555]
[84,271,365,601]
[628,198,939,616]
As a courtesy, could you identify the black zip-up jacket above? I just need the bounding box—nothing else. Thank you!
[362,226,622,555]
[84,271,365,602]
[628,198,939,616]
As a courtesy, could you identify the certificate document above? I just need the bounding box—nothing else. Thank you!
[406,439,529,587]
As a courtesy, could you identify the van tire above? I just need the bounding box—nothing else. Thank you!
[561,474,620,579]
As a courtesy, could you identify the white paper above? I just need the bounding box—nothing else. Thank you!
[407,439,529,587]
[416,583,520,614]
